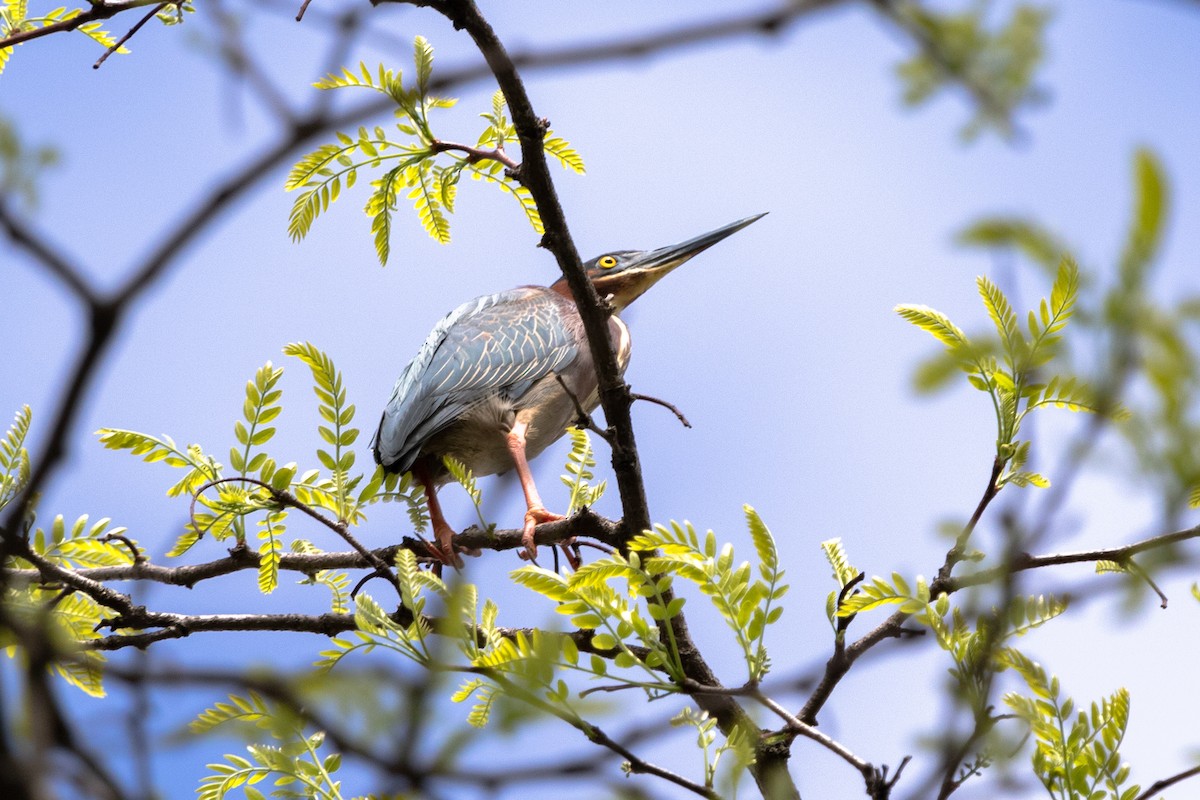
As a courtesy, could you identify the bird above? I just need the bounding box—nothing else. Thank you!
[372,214,765,566]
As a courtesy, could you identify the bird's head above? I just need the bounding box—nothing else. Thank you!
[551,213,766,312]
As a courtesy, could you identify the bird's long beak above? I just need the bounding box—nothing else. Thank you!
[635,213,767,273]
[603,213,767,310]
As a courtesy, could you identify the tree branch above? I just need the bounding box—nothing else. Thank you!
[2,509,624,590]
[1133,764,1200,800]
[0,200,97,304]
[92,2,165,69]
[948,523,1200,592]
[425,2,797,796]
[0,0,164,50]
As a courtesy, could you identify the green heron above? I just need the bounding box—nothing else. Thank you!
[373,214,765,565]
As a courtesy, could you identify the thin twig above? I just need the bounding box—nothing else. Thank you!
[948,523,1200,592]
[630,392,692,428]
[429,139,518,169]
[93,2,166,69]
[479,671,720,799]
[752,688,873,773]
[100,532,144,564]
[19,547,137,616]
[554,375,611,441]
[1133,764,1200,800]
[1121,557,1169,608]
[210,0,299,124]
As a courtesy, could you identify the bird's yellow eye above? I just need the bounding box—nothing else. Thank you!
[597,255,618,269]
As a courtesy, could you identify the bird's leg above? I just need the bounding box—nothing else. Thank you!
[414,464,462,569]
[505,419,565,562]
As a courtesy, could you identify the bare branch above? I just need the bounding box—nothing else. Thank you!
[949,524,1200,592]
[209,0,299,124]
[630,392,692,428]
[0,200,97,304]
[428,138,518,169]
[93,2,167,69]
[1134,764,1200,800]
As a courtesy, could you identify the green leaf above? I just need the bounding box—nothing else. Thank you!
[0,404,32,512]
[821,537,857,587]
[413,35,434,96]
[407,161,451,244]
[977,275,1024,360]
[561,427,604,514]
[256,510,284,594]
[1007,471,1050,488]
[544,133,586,174]
[366,165,404,266]
[958,216,1068,273]
[895,304,972,350]
[510,566,572,603]
[743,504,777,575]
[1121,148,1166,278]
[283,343,357,521]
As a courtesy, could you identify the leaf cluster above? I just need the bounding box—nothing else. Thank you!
[0,114,57,208]
[894,2,1050,140]
[897,255,1105,490]
[3,514,139,695]
[1001,651,1140,800]
[625,507,787,683]
[560,426,606,515]
[312,509,786,793]
[194,693,348,800]
[0,404,31,513]
[671,706,757,795]
[286,39,583,264]
[95,344,425,597]
[833,555,1118,793]
[958,151,1200,525]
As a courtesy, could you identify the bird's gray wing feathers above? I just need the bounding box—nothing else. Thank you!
[373,287,579,472]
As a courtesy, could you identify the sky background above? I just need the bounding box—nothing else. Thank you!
[4,1,1200,798]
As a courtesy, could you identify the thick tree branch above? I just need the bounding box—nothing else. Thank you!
[424,2,797,797]
[2,509,624,589]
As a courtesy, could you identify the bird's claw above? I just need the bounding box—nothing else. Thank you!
[426,522,466,573]
[520,505,565,564]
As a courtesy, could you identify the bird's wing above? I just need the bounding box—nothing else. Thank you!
[373,286,580,472]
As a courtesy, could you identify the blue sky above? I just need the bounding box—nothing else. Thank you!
[4,1,1200,798]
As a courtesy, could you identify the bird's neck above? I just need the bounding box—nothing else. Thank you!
[549,275,635,313]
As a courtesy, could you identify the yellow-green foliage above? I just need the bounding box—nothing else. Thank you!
[286,39,584,264]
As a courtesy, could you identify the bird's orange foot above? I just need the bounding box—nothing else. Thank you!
[519,505,565,563]
[425,521,465,573]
